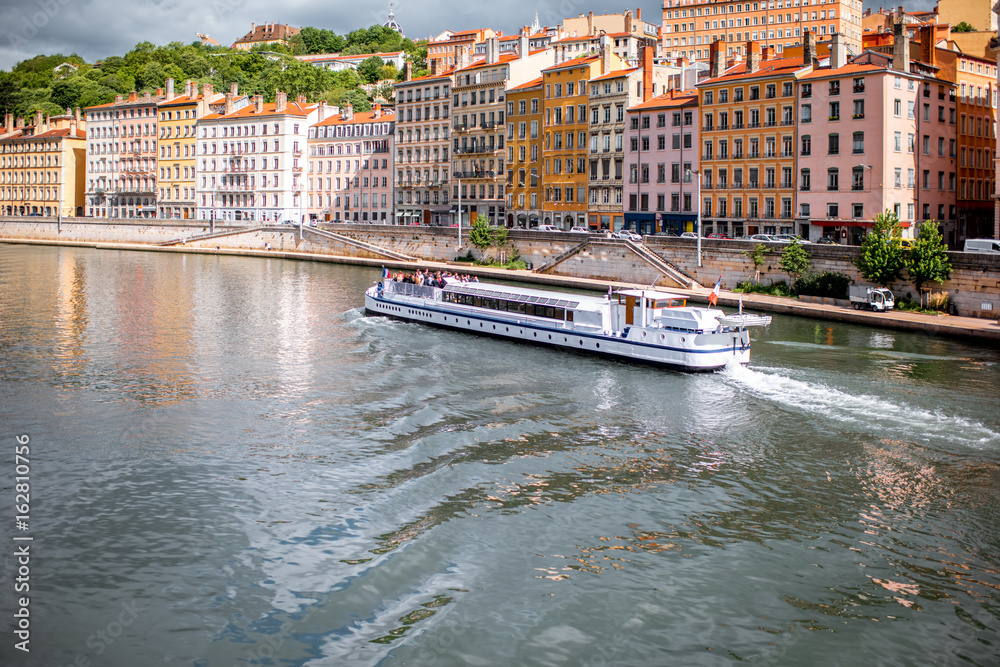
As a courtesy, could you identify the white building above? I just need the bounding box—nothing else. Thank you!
[196,92,318,224]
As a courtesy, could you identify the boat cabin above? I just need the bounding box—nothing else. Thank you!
[613,289,702,332]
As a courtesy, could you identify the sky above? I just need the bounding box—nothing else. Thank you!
[0,0,945,72]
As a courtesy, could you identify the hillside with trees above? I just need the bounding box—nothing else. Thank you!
[0,25,426,120]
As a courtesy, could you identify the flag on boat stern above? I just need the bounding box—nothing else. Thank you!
[382,267,390,279]
[708,275,722,307]
[738,293,743,314]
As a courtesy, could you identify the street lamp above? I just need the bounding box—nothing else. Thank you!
[686,169,702,268]
[456,176,462,248]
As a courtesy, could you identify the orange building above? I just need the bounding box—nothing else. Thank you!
[661,0,863,63]
[505,77,544,227]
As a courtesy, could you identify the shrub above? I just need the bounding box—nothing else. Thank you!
[793,271,850,300]
[734,280,791,297]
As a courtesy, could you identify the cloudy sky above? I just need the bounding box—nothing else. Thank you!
[0,0,943,72]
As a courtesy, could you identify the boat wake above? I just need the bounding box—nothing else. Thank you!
[719,362,1000,448]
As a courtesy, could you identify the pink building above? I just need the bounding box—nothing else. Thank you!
[623,89,699,235]
[797,39,956,243]
[308,104,395,223]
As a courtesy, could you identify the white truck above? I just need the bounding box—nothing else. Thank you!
[850,286,895,312]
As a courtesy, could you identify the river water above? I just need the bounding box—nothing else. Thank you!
[1,245,998,667]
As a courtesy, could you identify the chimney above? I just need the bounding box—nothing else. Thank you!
[5,112,13,130]
[803,30,816,65]
[254,94,264,113]
[296,94,306,106]
[830,32,847,69]
[642,45,654,102]
[587,11,594,35]
[275,91,287,113]
[487,36,499,64]
[747,40,761,72]
[115,94,123,103]
[128,91,138,102]
[230,82,238,96]
[201,83,213,100]
[762,45,775,61]
[34,110,43,131]
[519,34,529,59]
[156,87,163,97]
[317,100,328,121]
[166,78,175,101]
[430,58,439,76]
[74,107,81,123]
[625,10,633,34]
[342,104,354,120]
[250,22,256,34]
[600,32,613,74]
[893,20,910,73]
[372,102,381,118]
[921,25,937,68]
[636,7,642,21]
[709,39,724,78]
[225,92,235,115]
[403,61,412,81]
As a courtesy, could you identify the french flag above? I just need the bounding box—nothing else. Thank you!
[382,267,390,279]
[708,275,722,307]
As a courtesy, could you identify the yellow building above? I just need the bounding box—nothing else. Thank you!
[157,79,225,219]
[0,109,86,217]
[541,51,625,229]
[505,77,543,228]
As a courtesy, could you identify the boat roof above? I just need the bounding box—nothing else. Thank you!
[444,280,606,310]
[617,288,688,300]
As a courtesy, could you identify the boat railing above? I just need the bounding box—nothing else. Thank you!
[384,281,440,300]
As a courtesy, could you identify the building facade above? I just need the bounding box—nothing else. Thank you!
[661,0,864,63]
[156,80,226,220]
[0,110,86,217]
[623,90,700,235]
[394,70,453,225]
[308,104,395,223]
[84,90,166,219]
[505,77,544,228]
[196,93,318,224]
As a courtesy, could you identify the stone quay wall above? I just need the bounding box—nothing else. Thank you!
[2,218,998,318]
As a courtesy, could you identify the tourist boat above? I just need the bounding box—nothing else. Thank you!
[364,277,772,371]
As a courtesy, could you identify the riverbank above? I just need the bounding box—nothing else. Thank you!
[5,236,998,343]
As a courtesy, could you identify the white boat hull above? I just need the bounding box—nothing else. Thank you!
[364,283,759,372]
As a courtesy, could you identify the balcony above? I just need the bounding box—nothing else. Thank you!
[453,123,469,131]
[780,181,793,189]
[763,120,777,128]
[454,145,496,155]
[453,170,496,179]
[781,119,795,126]
[732,123,744,129]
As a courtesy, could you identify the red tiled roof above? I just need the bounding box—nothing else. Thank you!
[508,76,543,91]
[797,63,886,80]
[313,109,394,127]
[702,57,809,84]
[202,101,315,120]
[630,89,699,110]
[158,92,226,107]
[542,55,601,73]
[590,67,638,82]
[406,67,457,83]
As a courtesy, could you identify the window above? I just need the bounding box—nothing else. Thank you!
[853,78,865,94]
[829,101,840,120]
[853,203,864,219]
[828,133,839,155]
[853,99,864,119]
[828,203,839,218]
[829,80,840,96]
[852,167,865,191]
[800,168,811,191]
[801,104,811,123]
[894,99,901,117]
[801,135,811,155]
[827,168,839,191]
[894,168,901,188]
[894,132,901,152]
[852,132,864,154]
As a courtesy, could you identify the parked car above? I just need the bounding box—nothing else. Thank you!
[749,234,777,242]
[815,236,839,245]
[614,230,643,242]
[680,231,698,239]
[535,224,562,232]
[568,226,591,234]
[773,234,810,244]
[707,232,731,239]
[898,238,914,249]
[964,238,1000,253]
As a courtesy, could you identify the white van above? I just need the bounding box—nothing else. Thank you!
[964,239,1000,253]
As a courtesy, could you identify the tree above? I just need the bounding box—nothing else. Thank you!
[952,21,976,33]
[779,238,811,284]
[743,243,766,283]
[905,220,952,293]
[854,209,905,286]
[469,215,494,254]
[357,55,385,84]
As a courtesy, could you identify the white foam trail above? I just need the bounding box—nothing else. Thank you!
[719,362,1000,448]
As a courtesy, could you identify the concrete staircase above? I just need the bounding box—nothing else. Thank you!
[159,225,266,246]
[301,226,416,262]
[533,237,700,289]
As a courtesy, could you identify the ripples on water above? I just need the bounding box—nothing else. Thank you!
[0,245,998,667]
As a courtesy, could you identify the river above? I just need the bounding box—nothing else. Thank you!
[1,244,998,666]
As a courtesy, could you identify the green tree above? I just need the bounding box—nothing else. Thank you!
[952,21,976,33]
[357,55,385,84]
[905,220,952,292]
[743,243,766,283]
[340,88,371,112]
[469,214,493,254]
[854,209,905,286]
[779,238,811,284]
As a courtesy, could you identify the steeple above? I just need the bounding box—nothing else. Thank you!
[531,12,540,34]
[383,3,404,37]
